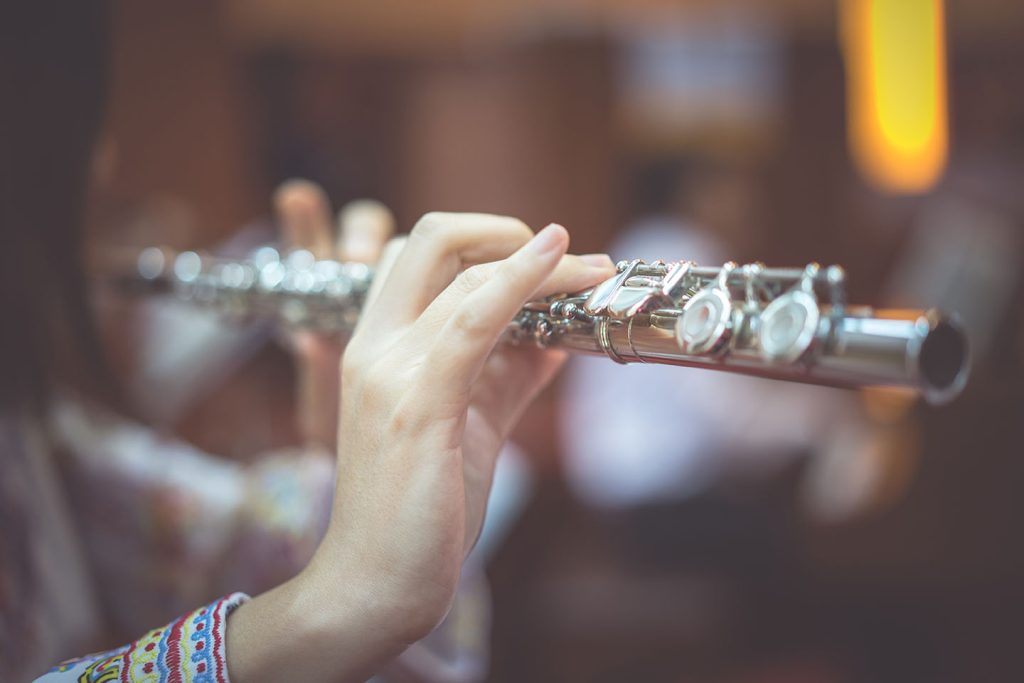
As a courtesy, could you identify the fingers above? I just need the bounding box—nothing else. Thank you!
[408,251,614,339]
[277,182,395,265]
[337,199,394,265]
[532,252,615,299]
[274,179,335,258]
[360,212,534,334]
[362,236,407,313]
[294,331,343,449]
[415,224,569,403]
[275,180,382,449]
[472,346,568,437]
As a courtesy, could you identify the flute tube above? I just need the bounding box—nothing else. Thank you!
[545,309,968,405]
[107,248,971,405]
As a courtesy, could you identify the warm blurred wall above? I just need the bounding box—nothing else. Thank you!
[100,1,260,246]
[222,0,1024,55]
[223,0,836,55]
[99,0,1024,247]
[396,41,616,255]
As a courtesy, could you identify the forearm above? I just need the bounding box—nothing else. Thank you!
[224,560,412,682]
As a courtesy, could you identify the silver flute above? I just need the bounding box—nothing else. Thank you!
[120,246,970,405]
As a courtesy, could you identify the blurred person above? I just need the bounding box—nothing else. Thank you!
[1,3,615,682]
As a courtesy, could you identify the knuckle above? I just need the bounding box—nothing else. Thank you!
[390,383,439,434]
[489,216,533,248]
[508,218,534,241]
[384,404,414,436]
[450,305,488,338]
[410,212,449,241]
[456,264,491,293]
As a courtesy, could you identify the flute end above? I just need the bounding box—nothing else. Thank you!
[917,312,970,405]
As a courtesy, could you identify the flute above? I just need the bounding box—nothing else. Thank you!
[114,246,970,405]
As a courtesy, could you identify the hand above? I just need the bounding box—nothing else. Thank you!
[317,212,614,638]
[273,180,394,448]
[226,213,614,682]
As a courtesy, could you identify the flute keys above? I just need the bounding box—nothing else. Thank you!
[173,251,202,283]
[251,246,281,268]
[758,290,820,363]
[675,261,738,355]
[285,248,316,270]
[676,287,734,355]
[259,261,286,289]
[137,246,168,281]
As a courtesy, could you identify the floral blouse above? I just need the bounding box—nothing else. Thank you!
[0,401,488,683]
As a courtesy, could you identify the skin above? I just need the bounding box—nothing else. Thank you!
[274,180,396,449]
[226,211,615,681]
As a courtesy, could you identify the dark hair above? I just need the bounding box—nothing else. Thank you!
[0,2,111,413]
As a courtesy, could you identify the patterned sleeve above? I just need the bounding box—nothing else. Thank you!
[35,593,249,683]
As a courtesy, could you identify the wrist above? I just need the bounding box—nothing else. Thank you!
[301,545,442,649]
[225,561,411,682]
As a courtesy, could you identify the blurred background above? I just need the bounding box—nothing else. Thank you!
[89,1,1024,681]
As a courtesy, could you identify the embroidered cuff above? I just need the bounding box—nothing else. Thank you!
[39,592,250,682]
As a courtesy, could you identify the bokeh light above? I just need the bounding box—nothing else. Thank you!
[842,0,948,193]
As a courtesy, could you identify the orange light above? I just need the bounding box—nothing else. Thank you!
[841,0,948,193]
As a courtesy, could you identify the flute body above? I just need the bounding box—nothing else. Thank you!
[120,247,970,405]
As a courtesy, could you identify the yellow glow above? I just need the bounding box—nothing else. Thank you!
[841,0,948,193]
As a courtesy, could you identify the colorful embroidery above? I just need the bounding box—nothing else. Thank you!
[77,655,120,683]
[35,593,248,683]
[42,647,127,679]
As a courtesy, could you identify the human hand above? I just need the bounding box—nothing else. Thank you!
[226,213,613,683]
[273,180,394,449]
[312,214,614,639]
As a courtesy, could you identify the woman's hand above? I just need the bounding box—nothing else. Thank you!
[273,180,394,448]
[226,213,613,682]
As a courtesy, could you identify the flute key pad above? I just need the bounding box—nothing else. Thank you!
[758,289,820,362]
[676,288,734,355]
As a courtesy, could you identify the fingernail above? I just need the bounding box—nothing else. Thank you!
[580,253,614,269]
[525,223,566,255]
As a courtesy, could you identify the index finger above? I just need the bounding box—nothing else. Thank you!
[359,212,534,335]
[415,223,570,406]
